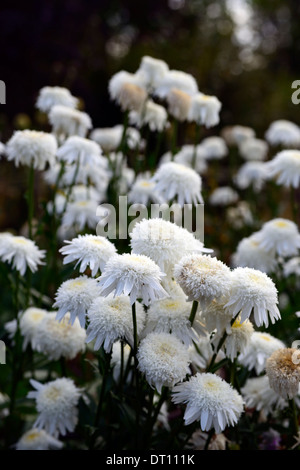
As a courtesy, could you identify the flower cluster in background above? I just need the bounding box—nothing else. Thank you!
[0,55,300,451]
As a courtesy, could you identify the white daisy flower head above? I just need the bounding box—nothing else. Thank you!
[266,149,300,188]
[241,375,287,414]
[108,70,147,112]
[97,253,167,306]
[6,130,57,170]
[265,119,300,147]
[136,55,169,90]
[173,145,208,174]
[70,184,104,203]
[201,136,228,160]
[128,173,165,206]
[152,161,203,207]
[56,135,104,167]
[62,198,105,232]
[49,105,92,140]
[60,234,116,277]
[19,307,49,350]
[188,93,222,128]
[0,235,45,276]
[53,275,100,327]
[209,186,239,206]
[166,88,191,121]
[36,86,78,113]
[86,294,145,352]
[61,160,109,195]
[15,428,63,450]
[232,234,278,274]
[238,331,285,374]
[266,348,300,399]
[28,378,81,437]
[222,125,256,146]
[226,201,253,230]
[238,137,268,161]
[34,312,86,361]
[143,296,205,345]
[234,161,268,192]
[129,99,168,132]
[90,125,123,153]
[172,372,244,434]
[174,254,232,308]
[130,218,211,275]
[224,267,281,328]
[137,332,191,393]
[201,296,235,334]
[283,256,300,277]
[154,69,198,99]
[222,316,254,361]
[253,218,300,257]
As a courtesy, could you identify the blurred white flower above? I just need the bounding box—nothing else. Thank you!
[6,130,57,170]
[232,234,278,274]
[166,88,191,121]
[283,256,300,277]
[235,161,268,192]
[266,150,300,188]
[128,173,165,206]
[253,218,300,257]
[188,93,221,128]
[108,70,147,112]
[16,428,64,450]
[222,125,255,146]
[241,375,287,414]
[265,119,300,147]
[49,105,92,139]
[173,145,208,174]
[62,199,106,231]
[201,136,228,160]
[209,186,239,206]
[56,135,104,167]
[238,137,268,161]
[0,235,45,276]
[136,55,169,90]
[20,307,49,350]
[36,86,78,113]
[154,69,198,98]
[238,331,285,374]
[221,316,254,361]
[129,99,168,131]
[90,125,123,153]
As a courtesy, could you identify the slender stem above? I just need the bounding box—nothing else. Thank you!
[191,124,200,169]
[171,119,178,158]
[289,398,299,439]
[62,156,81,214]
[131,302,140,447]
[206,313,239,372]
[27,162,35,239]
[188,300,198,327]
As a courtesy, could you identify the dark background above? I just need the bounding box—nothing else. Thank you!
[0,0,300,230]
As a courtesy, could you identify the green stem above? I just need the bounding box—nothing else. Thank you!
[188,300,198,327]
[131,302,141,447]
[171,119,178,158]
[27,162,35,239]
[206,313,239,372]
[191,124,200,169]
[289,398,299,440]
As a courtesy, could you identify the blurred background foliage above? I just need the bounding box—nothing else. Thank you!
[0,0,300,231]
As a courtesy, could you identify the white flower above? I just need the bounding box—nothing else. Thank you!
[253,218,300,257]
[128,173,165,206]
[266,150,300,188]
[130,218,211,275]
[15,428,63,450]
[60,160,109,194]
[36,86,78,113]
[108,70,147,112]
[172,373,244,434]
[19,307,49,349]
[56,135,104,167]
[86,294,145,352]
[62,199,105,231]
[129,99,168,131]
[266,348,300,399]
[111,342,133,383]
[201,296,235,334]
[143,295,205,345]
[188,93,222,128]
[0,235,45,276]
[238,137,268,161]
[201,136,228,160]
[34,312,86,360]
[154,69,198,98]
[173,145,208,174]
[152,161,203,206]
[283,257,300,277]
[188,334,219,371]
[49,105,92,139]
[224,267,281,327]
[28,378,81,437]
[97,253,167,306]
[174,254,232,308]
[226,201,253,230]
[53,275,100,327]
[90,125,123,153]
[209,186,239,206]
[265,119,300,147]
[6,130,57,170]
[241,375,287,414]
[137,332,191,393]
[222,125,255,145]
[232,234,278,274]
[222,316,254,361]
[166,88,191,121]
[60,234,116,277]
[136,56,169,90]
[238,331,285,374]
[234,161,268,192]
